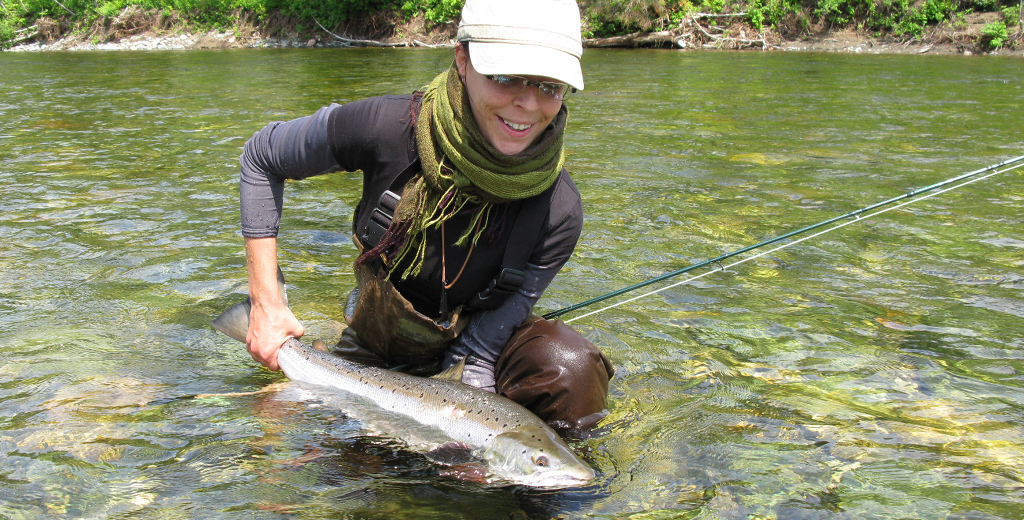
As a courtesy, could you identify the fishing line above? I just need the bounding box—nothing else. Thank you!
[544,155,1024,323]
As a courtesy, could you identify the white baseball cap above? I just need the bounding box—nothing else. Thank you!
[456,0,585,91]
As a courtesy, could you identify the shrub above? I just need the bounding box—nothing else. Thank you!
[402,0,463,24]
[979,20,1008,49]
[0,7,25,46]
[580,0,671,36]
[747,0,800,30]
[920,0,954,24]
[1002,5,1020,26]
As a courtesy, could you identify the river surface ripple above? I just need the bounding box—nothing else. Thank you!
[1,49,1023,519]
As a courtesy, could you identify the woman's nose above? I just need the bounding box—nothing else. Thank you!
[513,84,543,110]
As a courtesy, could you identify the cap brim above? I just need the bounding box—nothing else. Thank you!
[469,41,584,91]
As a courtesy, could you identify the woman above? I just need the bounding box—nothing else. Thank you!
[238,0,612,434]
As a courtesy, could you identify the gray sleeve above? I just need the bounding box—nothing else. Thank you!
[239,104,341,238]
[442,261,562,392]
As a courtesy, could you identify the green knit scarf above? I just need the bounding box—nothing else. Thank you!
[369,64,568,281]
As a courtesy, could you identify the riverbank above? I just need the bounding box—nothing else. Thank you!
[9,30,1021,56]
[4,8,1022,56]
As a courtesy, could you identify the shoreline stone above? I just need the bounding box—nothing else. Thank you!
[6,31,393,52]
[6,28,1022,56]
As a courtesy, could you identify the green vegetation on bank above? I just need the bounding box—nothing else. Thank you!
[2,0,1022,49]
[581,0,1020,41]
[1,0,396,42]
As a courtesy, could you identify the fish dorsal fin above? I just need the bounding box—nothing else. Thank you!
[211,266,289,343]
[432,357,467,382]
[211,299,252,343]
[277,266,287,306]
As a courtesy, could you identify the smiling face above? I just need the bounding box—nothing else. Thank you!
[455,45,564,156]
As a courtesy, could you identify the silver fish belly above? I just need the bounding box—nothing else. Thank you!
[273,337,594,488]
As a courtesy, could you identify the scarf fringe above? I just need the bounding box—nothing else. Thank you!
[356,64,566,282]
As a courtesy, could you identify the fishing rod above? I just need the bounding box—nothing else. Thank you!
[543,154,1024,323]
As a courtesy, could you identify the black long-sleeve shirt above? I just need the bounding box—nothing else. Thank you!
[238,95,583,389]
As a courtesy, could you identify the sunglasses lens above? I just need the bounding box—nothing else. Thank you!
[490,75,526,91]
[539,83,570,100]
[486,75,571,101]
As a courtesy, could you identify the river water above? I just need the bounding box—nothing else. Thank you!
[1,48,1022,519]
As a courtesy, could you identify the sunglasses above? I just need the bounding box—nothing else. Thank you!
[484,74,576,101]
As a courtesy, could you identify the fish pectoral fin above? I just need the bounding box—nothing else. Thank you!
[194,381,290,399]
[423,441,475,466]
[431,357,467,382]
[438,462,491,484]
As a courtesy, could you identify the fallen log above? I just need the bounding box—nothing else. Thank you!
[585,13,767,50]
[585,29,680,47]
[314,18,411,47]
[3,26,40,46]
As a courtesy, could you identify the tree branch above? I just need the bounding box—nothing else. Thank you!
[690,12,749,19]
[52,0,76,16]
[313,17,410,47]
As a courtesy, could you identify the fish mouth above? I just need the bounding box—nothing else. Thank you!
[521,470,595,489]
[517,463,596,489]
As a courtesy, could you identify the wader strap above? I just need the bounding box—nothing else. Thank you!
[358,161,419,250]
[361,189,400,249]
[359,166,557,312]
[466,181,555,311]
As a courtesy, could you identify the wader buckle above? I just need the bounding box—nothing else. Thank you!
[469,267,526,310]
[361,190,401,248]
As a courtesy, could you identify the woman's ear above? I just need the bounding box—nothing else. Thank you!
[454,43,469,83]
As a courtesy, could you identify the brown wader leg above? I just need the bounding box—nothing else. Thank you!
[495,316,614,435]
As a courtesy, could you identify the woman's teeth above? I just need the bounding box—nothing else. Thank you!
[502,118,531,131]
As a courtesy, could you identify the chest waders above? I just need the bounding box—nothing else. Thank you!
[337,149,613,433]
[340,259,615,434]
[343,257,466,375]
[342,167,555,371]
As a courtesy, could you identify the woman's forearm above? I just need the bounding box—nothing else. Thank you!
[246,236,284,307]
[244,236,303,371]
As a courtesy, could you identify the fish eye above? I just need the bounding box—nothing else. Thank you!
[533,454,549,467]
